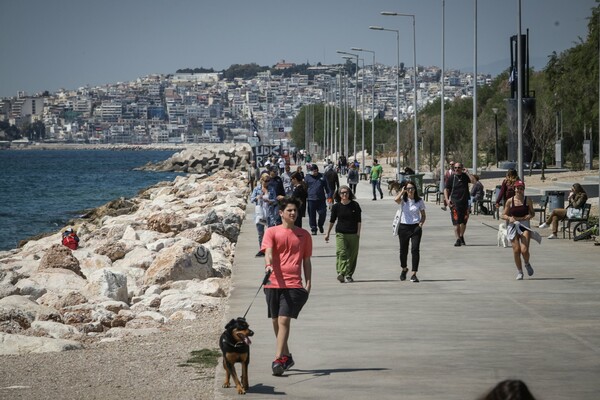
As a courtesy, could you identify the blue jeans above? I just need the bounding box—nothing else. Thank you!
[372,179,383,199]
[307,199,327,232]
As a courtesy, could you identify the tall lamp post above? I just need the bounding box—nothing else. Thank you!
[337,50,359,161]
[492,107,499,168]
[370,26,401,178]
[351,47,376,170]
[381,11,419,173]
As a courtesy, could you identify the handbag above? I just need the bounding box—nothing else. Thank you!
[566,207,582,219]
[392,208,402,236]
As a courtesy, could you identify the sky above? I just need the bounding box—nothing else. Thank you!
[0,0,596,98]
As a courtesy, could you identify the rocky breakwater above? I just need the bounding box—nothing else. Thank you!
[137,143,252,174]
[0,168,250,355]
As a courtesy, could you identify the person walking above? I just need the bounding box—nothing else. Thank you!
[502,180,537,280]
[495,168,519,211]
[291,172,307,228]
[443,162,475,246]
[261,197,312,376]
[440,161,454,211]
[248,160,259,190]
[305,164,330,235]
[347,163,359,194]
[370,159,384,200]
[324,185,362,283]
[324,163,340,199]
[394,180,426,283]
[266,166,286,227]
[539,183,588,239]
[250,173,270,257]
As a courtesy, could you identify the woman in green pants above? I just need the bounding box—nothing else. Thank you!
[324,185,362,283]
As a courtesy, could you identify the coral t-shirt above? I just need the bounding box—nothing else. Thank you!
[261,225,312,289]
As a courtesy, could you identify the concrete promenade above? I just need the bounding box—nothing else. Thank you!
[216,176,600,400]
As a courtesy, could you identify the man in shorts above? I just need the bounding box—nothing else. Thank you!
[261,197,312,376]
[443,162,475,246]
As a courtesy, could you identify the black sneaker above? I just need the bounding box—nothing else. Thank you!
[282,354,295,371]
[311,230,317,235]
[345,276,354,283]
[337,273,345,283]
[454,239,462,247]
[372,198,377,201]
[410,275,420,283]
[460,236,466,245]
[400,269,408,281]
[319,226,324,233]
[255,251,265,257]
[272,357,285,376]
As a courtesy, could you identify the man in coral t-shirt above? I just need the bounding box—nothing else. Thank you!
[261,197,312,376]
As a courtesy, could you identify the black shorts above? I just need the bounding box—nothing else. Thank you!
[264,288,309,319]
[450,205,469,225]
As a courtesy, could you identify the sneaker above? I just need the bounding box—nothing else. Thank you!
[282,354,294,371]
[400,269,408,281]
[525,263,534,277]
[547,233,557,239]
[372,198,377,201]
[272,357,285,376]
[538,222,548,229]
[345,276,354,283]
[410,275,420,283]
[380,194,383,199]
[319,226,324,233]
[516,272,524,280]
[454,239,462,247]
[337,273,345,283]
[441,206,447,211]
[460,236,466,245]
[311,230,317,235]
[255,251,265,257]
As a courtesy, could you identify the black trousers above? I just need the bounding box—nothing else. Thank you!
[398,223,422,272]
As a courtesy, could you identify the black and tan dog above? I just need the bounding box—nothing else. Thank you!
[387,179,405,195]
[220,317,254,395]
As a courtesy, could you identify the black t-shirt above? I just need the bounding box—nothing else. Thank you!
[330,201,362,234]
[446,173,470,208]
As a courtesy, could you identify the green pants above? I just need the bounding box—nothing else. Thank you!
[335,233,360,278]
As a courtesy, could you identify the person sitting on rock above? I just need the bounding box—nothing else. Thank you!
[62,228,80,250]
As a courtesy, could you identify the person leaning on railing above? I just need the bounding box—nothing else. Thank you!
[538,183,588,239]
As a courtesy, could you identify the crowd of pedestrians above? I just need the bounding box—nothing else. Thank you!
[248,153,590,384]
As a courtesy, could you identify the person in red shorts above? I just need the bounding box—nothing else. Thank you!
[261,197,312,376]
[443,162,476,246]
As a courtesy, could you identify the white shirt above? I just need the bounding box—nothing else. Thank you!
[399,198,426,224]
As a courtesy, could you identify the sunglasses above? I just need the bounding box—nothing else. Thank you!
[406,187,415,191]
[454,166,463,170]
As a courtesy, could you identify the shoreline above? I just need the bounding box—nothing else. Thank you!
[3,143,197,151]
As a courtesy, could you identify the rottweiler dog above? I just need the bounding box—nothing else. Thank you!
[220,317,254,395]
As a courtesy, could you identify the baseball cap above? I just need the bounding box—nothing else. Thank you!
[514,180,525,187]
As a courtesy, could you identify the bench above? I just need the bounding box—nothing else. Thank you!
[475,189,495,216]
[562,203,592,239]
[360,172,369,181]
[533,195,549,226]
[424,184,441,204]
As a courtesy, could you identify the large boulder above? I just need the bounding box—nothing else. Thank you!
[147,213,196,234]
[38,244,85,278]
[143,244,214,285]
[83,269,128,303]
[0,333,83,354]
[26,270,87,296]
[95,241,127,262]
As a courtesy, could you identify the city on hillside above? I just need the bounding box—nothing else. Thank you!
[0,60,494,151]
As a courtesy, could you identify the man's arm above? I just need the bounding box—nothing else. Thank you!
[302,256,312,293]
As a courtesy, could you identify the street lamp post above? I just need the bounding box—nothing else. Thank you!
[492,108,499,168]
[381,11,419,173]
[369,26,400,178]
[351,47,376,170]
[337,50,359,162]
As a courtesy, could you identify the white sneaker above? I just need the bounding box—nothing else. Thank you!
[516,272,524,280]
[547,233,557,239]
[538,222,548,229]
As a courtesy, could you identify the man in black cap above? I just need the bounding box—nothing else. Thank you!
[305,164,331,235]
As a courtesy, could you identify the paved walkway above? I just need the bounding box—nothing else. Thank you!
[216,176,600,400]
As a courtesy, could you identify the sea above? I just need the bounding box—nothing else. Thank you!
[0,149,182,251]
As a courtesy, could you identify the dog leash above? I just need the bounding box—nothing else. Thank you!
[242,270,272,319]
[481,221,501,231]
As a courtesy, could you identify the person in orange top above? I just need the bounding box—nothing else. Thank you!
[261,197,312,376]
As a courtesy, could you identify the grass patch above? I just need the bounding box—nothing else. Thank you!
[179,348,220,369]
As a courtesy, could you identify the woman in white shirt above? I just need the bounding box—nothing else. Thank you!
[394,181,426,282]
